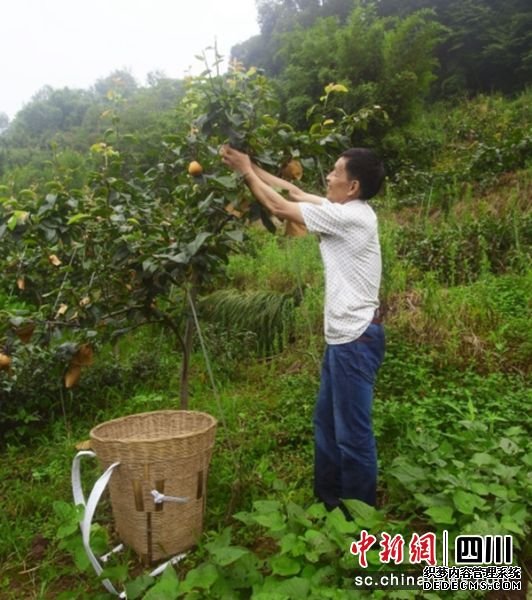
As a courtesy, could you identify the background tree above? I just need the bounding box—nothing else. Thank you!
[274,6,445,129]
[373,0,532,95]
[233,0,532,99]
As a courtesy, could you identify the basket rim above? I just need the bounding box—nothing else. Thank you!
[89,409,217,444]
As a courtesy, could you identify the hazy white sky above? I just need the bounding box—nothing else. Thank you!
[1,0,260,119]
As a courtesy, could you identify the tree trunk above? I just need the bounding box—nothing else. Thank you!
[179,284,198,409]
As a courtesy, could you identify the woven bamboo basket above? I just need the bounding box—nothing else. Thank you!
[90,410,217,564]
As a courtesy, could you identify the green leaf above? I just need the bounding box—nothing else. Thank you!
[72,541,91,571]
[471,452,494,466]
[500,516,524,536]
[469,481,490,495]
[270,555,301,576]
[53,500,80,522]
[389,460,427,486]
[493,463,520,480]
[143,565,180,600]
[226,230,244,243]
[164,252,188,264]
[341,499,382,528]
[425,505,455,525]
[182,563,219,591]
[280,533,306,557]
[287,502,312,528]
[67,213,91,225]
[499,437,519,455]
[306,503,327,520]
[276,577,311,596]
[488,484,509,499]
[187,231,212,256]
[212,175,237,190]
[56,521,79,539]
[205,526,232,551]
[254,511,286,532]
[253,500,283,513]
[326,508,356,533]
[303,530,336,557]
[324,83,349,95]
[209,546,249,566]
[99,563,129,583]
[124,574,155,600]
[233,511,255,526]
[453,490,485,514]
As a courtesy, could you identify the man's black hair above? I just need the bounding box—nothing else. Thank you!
[340,148,385,199]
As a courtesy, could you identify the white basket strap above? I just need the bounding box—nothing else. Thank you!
[72,451,122,597]
[150,489,189,505]
[72,450,96,507]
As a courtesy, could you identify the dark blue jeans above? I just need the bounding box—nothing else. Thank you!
[314,322,385,507]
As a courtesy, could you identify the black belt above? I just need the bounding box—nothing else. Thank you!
[371,308,382,324]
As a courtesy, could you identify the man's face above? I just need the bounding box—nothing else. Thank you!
[326,157,359,203]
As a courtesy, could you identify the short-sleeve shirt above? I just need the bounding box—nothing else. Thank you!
[300,198,381,344]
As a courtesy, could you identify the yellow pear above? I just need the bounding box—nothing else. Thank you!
[188,161,203,177]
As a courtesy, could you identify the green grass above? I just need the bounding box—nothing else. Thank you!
[1,326,530,598]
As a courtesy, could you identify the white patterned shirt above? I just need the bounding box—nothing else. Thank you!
[300,198,381,344]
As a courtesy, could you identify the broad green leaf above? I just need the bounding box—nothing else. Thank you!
[226,230,244,243]
[303,530,336,555]
[205,526,232,552]
[389,460,427,486]
[210,546,249,566]
[500,502,528,523]
[341,499,380,524]
[425,505,455,524]
[187,231,212,256]
[499,437,519,455]
[276,576,311,596]
[99,563,129,583]
[487,484,509,499]
[306,503,327,520]
[500,516,524,536]
[212,175,237,190]
[287,502,312,528]
[453,490,485,514]
[493,463,520,480]
[56,521,79,539]
[143,565,180,600]
[124,574,154,600]
[67,213,91,225]
[72,540,91,571]
[471,452,494,466]
[270,555,301,576]
[233,510,255,525]
[326,508,356,533]
[164,252,188,264]
[182,563,219,591]
[254,511,286,532]
[253,500,282,513]
[469,481,490,495]
[280,533,305,556]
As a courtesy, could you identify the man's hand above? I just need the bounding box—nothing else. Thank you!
[220,145,253,176]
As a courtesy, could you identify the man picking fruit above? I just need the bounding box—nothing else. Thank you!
[221,145,385,510]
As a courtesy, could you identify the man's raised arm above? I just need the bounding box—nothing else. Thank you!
[220,145,313,224]
[250,163,324,205]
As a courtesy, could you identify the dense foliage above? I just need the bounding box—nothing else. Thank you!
[233,0,532,99]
